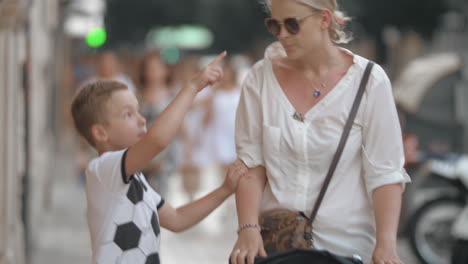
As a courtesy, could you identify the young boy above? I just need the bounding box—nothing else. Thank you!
[71,52,245,263]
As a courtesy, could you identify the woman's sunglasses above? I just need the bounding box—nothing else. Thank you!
[264,13,316,36]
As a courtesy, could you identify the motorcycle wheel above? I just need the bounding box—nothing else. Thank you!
[408,197,464,264]
[451,239,468,264]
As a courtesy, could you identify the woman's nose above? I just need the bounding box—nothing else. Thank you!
[277,25,291,39]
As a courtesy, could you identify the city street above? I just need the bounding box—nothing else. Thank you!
[3,1,468,264]
[31,135,420,264]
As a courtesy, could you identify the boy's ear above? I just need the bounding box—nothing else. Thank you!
[90,123,108,144]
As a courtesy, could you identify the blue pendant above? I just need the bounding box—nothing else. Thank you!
[314,90,321,97]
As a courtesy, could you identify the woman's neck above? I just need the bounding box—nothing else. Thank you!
[290,44,341,77]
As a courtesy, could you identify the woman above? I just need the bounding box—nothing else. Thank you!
[230,0,410,264]
[136,51,178,198]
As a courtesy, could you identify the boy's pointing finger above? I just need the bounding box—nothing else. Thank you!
[208,50,227,66]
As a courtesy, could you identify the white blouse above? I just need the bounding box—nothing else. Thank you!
[235,42,410,263]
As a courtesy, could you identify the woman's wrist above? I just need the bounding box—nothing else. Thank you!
[237,223,262,234]
[376,233,397,246]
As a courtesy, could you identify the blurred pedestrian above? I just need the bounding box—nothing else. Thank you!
[136,50,178,197]
[82,50,136,92]
[175,56,216,201]
[210,60,241,175]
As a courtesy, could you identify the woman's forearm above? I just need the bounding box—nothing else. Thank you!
[236,166,267,226]
[372,183,403,244]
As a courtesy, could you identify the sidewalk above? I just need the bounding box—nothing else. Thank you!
[31,139,91,264]
[31,136,418,264]
[31,180,90,263]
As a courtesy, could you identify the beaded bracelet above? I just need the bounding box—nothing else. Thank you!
[237,223,262,234]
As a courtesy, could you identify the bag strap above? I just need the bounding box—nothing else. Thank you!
[307,61,374,226]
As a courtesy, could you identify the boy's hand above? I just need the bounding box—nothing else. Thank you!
[222,159,249,194]
[190,51,227,91]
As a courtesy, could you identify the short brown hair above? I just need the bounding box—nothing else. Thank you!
[71,80,128,147]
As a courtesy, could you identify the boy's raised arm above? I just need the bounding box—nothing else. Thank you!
[124,51,226,178]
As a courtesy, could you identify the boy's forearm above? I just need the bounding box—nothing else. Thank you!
[168,186,232,232]
[236,166,266,225]
[372,183,402,244]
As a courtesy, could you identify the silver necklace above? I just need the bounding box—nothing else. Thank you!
[313,82,327,97]
[292,80,328,122]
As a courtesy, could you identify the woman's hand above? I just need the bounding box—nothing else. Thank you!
[230,228,267,264]
[372,239,403,264]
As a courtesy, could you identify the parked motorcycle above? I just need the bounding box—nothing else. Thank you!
[407,155,468,264]
[451,157,468,264]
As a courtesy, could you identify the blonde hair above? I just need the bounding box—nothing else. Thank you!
[71,80,128,147]
[263,0,352,44]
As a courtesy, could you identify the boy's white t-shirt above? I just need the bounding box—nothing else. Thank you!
[85,149,165,264]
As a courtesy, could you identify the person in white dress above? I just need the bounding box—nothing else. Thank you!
[230,1,411,264]
[174,56,216,201]
[210,61,242,173]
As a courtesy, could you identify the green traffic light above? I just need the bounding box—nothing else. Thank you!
[86,27,107,47]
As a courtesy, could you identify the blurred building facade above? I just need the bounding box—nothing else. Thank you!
[0,0,66,263]
[0,1,27,263]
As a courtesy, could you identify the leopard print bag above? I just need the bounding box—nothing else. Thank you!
[259,209,314,254]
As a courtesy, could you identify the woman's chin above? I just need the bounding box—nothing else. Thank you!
[285,50,302,60]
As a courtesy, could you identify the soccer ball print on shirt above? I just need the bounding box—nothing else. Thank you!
[97,173,162,264]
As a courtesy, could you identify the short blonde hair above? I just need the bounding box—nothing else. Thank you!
[71,80,128,147]
[264,0,352,44]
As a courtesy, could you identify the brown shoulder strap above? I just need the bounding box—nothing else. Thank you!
[308,61,375,225]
